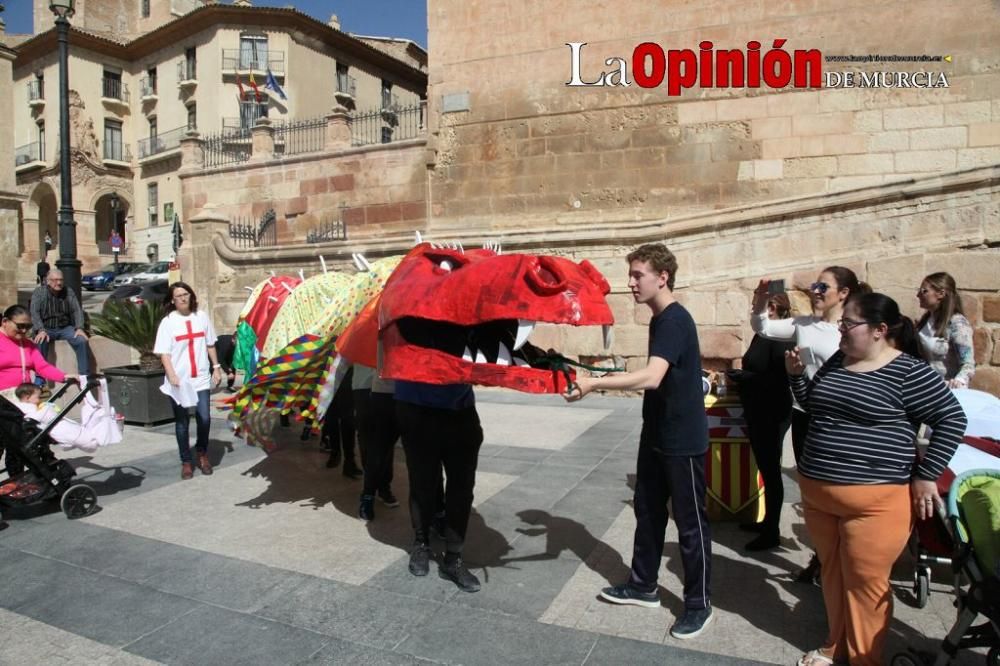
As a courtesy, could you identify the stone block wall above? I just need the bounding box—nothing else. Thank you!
[426,0,1000,231]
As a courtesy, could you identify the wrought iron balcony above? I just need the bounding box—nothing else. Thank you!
[221,49,285,75]
[177,59,197,84]
[28,80,45,105]
[102,77,130,104]
[103,139,131,162]
[139,76,158,100]
[137,124,186,159]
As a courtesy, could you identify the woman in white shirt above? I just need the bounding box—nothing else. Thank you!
[154,282,222,480]
[916,272,975,388]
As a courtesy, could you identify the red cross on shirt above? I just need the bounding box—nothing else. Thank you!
[175,320,206,378]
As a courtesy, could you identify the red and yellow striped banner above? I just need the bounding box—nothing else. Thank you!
[704,394,765,521]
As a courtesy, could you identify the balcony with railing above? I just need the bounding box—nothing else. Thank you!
[177,59,198,87]
[101,78,130,105]
[103,138,132,163]
[15,140,45,168]
[28,80,45,107]
[221,49,285,75]
[337,73,356,98]
[139,76,158,102]
[137,124,186,160]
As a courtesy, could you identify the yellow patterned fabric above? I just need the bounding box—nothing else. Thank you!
[261,272,351,358]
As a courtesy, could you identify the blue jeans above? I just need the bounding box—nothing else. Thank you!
[35,325,90,385]
[169,389,211,463]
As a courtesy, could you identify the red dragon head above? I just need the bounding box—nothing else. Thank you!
[378,243,614,393]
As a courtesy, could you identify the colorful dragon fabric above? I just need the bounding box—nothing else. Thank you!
[227,257,400,438]
[340,243,615,394]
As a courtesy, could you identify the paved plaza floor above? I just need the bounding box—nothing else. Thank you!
[0,390,984,665]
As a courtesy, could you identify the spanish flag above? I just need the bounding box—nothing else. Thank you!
[248,71,262,102]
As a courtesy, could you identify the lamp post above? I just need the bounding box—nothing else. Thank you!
[50,0,81,299]
[109,191,120,270]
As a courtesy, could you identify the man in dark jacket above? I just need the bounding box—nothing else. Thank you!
[30,269,90,385]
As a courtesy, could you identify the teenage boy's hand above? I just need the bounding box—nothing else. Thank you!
[563,376,595,402]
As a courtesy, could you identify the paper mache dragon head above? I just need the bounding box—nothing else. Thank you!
[376,242,615,393]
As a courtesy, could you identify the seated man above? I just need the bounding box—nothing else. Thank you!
[30,269,90,385]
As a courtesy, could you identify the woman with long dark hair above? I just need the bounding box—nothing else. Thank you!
[154,282,222,479]
[916,271,975,388]
[788,292,964,666]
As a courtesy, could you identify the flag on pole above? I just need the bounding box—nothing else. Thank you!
[248,71,262,102]
[236,73,246,100]
[264,68,287,100]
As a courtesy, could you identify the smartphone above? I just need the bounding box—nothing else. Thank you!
[798,346,817,367]
[767,279,785,295]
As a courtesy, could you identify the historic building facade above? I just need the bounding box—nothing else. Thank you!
[8,0,426,277]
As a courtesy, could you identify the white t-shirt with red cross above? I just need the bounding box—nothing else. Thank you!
[154,310,218,392]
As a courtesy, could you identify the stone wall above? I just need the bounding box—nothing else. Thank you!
[425,0,1000,231]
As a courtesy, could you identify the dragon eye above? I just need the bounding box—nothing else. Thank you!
[439,259,454,272]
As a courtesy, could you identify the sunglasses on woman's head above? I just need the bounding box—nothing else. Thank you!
[810,282,831,294]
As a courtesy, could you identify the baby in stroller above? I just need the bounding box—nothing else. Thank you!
[12,379,122,453]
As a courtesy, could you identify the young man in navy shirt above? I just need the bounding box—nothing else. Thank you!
[565,243,713,639]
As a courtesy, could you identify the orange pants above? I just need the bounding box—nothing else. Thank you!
[801,477,913,666]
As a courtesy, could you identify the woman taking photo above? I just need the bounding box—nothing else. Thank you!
[788,292,965,666]
[0,304,70,478]
[916,271,975,388]
[154,283,222,480]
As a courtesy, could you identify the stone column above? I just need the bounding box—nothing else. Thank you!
[188,210,230,330]
[250,118,275,163]
[325,105,351,151]
[179,131,204,173]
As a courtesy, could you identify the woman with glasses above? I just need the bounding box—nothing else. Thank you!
[915,272,975,388]
[154,283,222,480]
[787,292,965,666]
[0,304,70,478]
[751,267,868,575]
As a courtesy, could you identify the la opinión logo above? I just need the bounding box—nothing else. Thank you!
[566,40,823,95]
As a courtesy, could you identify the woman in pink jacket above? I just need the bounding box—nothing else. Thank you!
[0,304,67,478]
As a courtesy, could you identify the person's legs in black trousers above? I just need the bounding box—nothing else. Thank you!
[744,408,791,550]
[790,408,821,583]
[663,453,712,611]
[362,392,399,507]
[397,401,444,571]
[627,439,670,594]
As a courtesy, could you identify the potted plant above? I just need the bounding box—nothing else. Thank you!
[90,300,174,426]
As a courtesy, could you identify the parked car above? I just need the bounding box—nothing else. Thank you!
[81,262,144,291]
[111,263,152,288]
[127,261,171,284]
[103,280,170,313]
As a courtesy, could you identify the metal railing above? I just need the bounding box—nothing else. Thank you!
[139,76,157,98]
[28,80,44,102]
[177,59,197,82]
[102,77,130,103]
[306,214,348,244]
[203,129,251,168]
[350,103,425,147]
[14,141,44,166]
[103,139,131,162]
[273,116,326,157]
[336,73,356,97]
[228,209,277,248]
[137,124,186,159]
[221,49,285,74]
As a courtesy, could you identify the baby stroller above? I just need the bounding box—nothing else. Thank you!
[893,468,1000,666]
[0,380,101,519]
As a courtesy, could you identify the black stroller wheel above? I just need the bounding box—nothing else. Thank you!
[987,647,998,666]
[913,566,930,609]
[60,484,98,519]
[890,652,921,666]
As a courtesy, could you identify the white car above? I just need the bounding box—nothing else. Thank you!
[127,261,170,284]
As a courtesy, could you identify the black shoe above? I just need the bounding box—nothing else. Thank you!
[745,533,781,552]
[342,463,363,480]
[795,554,822,585]
[0,520,8,531]
[598,584,660,608]
[326,449,342,469]
[377,489,400,508]
[739,521,766,533]
[225,386,237,394]
[319,436,333,452]
[359,495,375,522]
[409,542,431,576]
[670,606,714,639]
[299,427,312,441]
[440,555,481,593]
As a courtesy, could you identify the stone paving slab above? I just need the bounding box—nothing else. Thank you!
[0,391,985,665]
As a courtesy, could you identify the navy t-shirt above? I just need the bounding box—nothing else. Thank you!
[641,302,709,456]
[394,380,475,411]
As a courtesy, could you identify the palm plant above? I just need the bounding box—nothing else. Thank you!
[90,300,165,371]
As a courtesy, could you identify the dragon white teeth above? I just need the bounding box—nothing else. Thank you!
[475,349,488,364]
[414,230,423,245]
[513,320,535,351]
[497,343,512,366]
[603,324,614,350]
[462,346,473,363]
[513,357,530,367]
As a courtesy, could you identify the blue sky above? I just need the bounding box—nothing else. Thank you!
[3,1,428,47]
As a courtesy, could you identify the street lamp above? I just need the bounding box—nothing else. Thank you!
[50,0,81,299]
[109,191,120,270]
